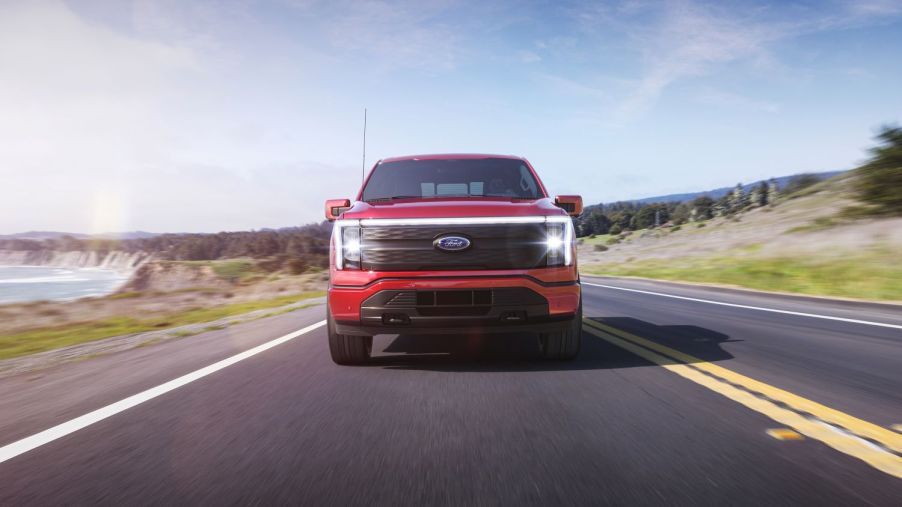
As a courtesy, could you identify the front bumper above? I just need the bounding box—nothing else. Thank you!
[329,275,580,337]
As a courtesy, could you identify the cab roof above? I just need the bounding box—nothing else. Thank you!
[378,153,526,164]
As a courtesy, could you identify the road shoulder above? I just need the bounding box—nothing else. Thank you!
[0,303,326,447]
[581,274,902,326]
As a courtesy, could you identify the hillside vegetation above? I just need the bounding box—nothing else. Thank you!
[579,128,902,301]
[0,223,332,273]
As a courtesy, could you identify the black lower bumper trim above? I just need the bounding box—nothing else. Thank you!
[334,314,576,337]
[348,287,559,336]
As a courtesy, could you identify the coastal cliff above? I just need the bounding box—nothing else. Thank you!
[0,250,151,274]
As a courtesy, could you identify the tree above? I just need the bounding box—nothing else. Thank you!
[767,178,779,204]
[730,183,748,211]
[610,211,633,230]
[855,125,902,216]
[752,181,768,207]
[671,203,691,224]
[633,206,658,229]
[587,210,612,235]
[690,196,715,220]
[713,194,732,217]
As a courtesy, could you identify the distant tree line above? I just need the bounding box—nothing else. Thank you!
[574,175,825,237]
[0,223,333,271]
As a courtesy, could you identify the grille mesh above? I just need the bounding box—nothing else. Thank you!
[360,223,547,271]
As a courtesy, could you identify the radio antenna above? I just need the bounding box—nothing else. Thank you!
[361,108,367,183]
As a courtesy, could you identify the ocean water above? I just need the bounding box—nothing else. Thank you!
[0,266,128,304]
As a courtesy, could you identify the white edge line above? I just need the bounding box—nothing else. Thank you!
[582,282,902,330]
[0,319,327,465]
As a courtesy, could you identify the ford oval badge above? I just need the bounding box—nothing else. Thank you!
[434,235,471,252]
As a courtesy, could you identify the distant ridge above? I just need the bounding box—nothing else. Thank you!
[0,231,160,240]
[628,170,846,205]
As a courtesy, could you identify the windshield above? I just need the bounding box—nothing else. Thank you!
[361,158,544,201]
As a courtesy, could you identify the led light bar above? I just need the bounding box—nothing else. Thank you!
[335,215,571,227]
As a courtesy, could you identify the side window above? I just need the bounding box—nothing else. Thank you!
[421,182,435,196]
[470,181,484,195]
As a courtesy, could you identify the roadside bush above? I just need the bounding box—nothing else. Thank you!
[594,244,608,252]
[257,255,288,273]
[286,258,309,274]
[212,260,255,282]
[783,173,823,195]
[609,224,622,235]
[696,223,706,228]
[670,225,682,232]
[605,237,620,245]
[854,125,902,216]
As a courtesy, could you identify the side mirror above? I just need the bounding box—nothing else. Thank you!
[554,195,583,216]
[325,199,351,221]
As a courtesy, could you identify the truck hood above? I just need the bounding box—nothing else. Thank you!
[340,197,566,220]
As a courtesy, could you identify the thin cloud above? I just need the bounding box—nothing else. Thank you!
[847,0,902,16]
[695,88,780,114]
[283,0,465,71]
[536,74,608,101]
[574,0,902,123]
[612,2,786,121]
[518,50,542,63]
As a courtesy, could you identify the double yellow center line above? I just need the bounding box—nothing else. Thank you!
[582,319,902,479]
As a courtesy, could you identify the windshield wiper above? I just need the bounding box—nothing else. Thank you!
[365,195,421,202]
[479,194,537,199]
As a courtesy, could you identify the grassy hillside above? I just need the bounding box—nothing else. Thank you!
[579,173,902,302]
[0,260,329,360]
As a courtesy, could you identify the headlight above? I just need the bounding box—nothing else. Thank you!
[333,221,361,270]
[546,217,574,267]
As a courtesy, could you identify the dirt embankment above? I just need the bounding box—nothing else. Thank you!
[121,261,230,292]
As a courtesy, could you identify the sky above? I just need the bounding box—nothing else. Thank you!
[1,0,901,234]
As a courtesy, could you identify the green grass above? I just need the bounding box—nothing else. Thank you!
[164,259,262,283]
[785,216,840,234]
[210,260,258,282]
[0,291,325,360]
[582,252,902,302]
[579,234,615,245]
[105,291,144,300]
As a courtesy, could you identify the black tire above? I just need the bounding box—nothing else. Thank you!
[327,308,372,365]
[539,302,582,360]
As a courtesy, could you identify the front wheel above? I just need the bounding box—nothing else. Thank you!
[327,308,372,365]
[539,302,582,360]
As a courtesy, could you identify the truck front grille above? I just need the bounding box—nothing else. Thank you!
[360,223,547,271]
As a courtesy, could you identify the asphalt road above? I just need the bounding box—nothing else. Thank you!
[1,277,901,505]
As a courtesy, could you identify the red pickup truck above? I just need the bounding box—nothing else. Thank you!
[324,154,583,365]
